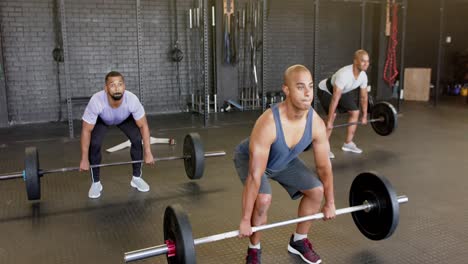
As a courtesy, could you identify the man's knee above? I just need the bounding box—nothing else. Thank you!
[89,139,103,150]
[129,130,143,145]
[348,110,359,118]
[130,137,142,146]
[302,186,323,200]
[255,194,272,215]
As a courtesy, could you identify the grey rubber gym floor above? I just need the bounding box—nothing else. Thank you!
[0,98,467,264]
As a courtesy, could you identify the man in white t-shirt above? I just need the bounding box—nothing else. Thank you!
[317,50,370,159]
[79,71,154,198]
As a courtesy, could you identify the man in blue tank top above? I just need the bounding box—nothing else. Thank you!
[234,65,336,264]
[79,71,154,199]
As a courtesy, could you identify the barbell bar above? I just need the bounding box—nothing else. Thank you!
[0,133,226,200]
[332,113,403,130]
[333,116,384,128]
[332,101,400,136]
[304,101,400,152]
[0,151,226,179]
[124,172,408,263]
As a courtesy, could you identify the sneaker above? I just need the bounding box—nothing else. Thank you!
[88,181,103,199]
[288,235,322,264]
[329,151,335,159]
[130,176,150,192]
[341,142,363,154]
[245,248,261,264]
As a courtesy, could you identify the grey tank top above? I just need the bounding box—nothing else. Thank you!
[235,104,314,171]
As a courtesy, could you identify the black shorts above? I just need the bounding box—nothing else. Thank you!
[317,78,359,113]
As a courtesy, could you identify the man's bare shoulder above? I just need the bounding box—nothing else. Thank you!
[251,108,276,142]
[312,109,326,136]
[256,108,275,126]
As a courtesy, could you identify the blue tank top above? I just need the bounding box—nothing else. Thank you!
[235,104,314,170]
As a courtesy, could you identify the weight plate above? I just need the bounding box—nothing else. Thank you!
[25,147,41,200]
[183,133,205,180]
[370,101,397,136]
[164,204,196,264]
[349,172,400,240]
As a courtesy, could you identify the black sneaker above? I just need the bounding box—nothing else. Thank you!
[287,235,322,264]
[245,248,262,264]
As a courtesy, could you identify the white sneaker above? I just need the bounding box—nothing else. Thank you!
[130,176,150,192]
[329,151,335,159]
[88,181,103,199]
[341,142,363,154]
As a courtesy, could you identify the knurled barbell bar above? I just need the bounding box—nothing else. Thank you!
[0,133,226,201]
[124,172,408,263]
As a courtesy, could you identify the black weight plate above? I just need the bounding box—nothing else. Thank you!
[164,204,196,264]
[25,147,41,200]
[370,101,397,136]
[183,133,205,180]
[349,172,399,240]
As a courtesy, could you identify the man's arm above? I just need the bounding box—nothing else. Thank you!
[239,111,275,236]
[359,87,368,124]
[135,115,154,164]
[80,121,95,171]
[311,113,335,219]
[326,85,343,128]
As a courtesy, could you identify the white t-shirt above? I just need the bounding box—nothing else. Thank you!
[318,65,368,94]
[82,90,145,126]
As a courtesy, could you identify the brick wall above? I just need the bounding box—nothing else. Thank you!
[264,0,315,92]
[1,0,58,124]
[0,0,376,124]
[0,23,9,127]
[0,0,197,124]
[2,0,463,124]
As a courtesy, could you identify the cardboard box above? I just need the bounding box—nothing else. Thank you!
[403,68,432,101]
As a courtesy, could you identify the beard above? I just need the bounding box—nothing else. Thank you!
[111,93,123,101]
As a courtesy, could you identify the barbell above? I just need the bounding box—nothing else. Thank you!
[124,172,408,263]
[332,101,399,136]
[0,133,226,201]
[304,101,399,152]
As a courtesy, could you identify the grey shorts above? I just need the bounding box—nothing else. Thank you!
[233,152,323,200]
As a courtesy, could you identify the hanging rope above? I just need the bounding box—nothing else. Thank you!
[383,2,399,86]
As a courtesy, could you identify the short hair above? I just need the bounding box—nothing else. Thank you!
[354,49,369,60]
[283,64,312,85]
[105,71,124,83]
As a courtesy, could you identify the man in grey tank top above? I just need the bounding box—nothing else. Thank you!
[234,65,336,264]
[79,71,154,199]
